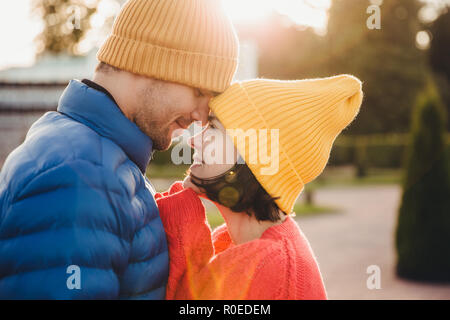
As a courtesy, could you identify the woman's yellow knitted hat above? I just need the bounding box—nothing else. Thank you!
[97,0,239,93]
[209,75,363,214]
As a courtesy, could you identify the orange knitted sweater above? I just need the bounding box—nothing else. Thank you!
[155,181,327,300]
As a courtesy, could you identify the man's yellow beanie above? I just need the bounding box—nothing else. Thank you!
[209,75,363,214]
[97,0,239,93]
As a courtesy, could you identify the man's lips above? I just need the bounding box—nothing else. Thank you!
[175,119,190,130]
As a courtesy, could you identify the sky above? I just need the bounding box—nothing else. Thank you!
[222,0,331,29]
[0,0,446,71]
[0,0,41,70]
[0,0,332,71]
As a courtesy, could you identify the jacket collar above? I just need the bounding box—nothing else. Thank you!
[57,80,153,174]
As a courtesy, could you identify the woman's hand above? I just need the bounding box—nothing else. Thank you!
[182,175,208,199]
[156,180,207,226]
[183,176,231,217]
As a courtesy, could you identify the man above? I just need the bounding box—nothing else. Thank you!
[0,0,238,299]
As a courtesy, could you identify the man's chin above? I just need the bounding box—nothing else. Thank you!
[152,126,183,151]
[153,140,171,151]
[149,136,170,151]
[151,130,172,151]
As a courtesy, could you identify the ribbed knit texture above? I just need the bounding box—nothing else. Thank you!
[97,0,239,92]
[209,75,363,213]
[155,181,327,300]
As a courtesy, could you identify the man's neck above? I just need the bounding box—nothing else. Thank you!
[81,79,119,106]
[91,72,135,122]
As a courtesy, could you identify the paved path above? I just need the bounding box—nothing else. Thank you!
[295,185,450,300]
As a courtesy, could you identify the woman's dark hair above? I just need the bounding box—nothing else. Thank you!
[189,163,285,222]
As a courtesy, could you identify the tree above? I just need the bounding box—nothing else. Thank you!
[33,0,99,55]
[324,0,427,134]
[251,0,429,134]
[429,9,450,130]
[253,13,327,80]
[430,10,450,79]
[395,82,450,282]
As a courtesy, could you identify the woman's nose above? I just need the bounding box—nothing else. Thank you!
[187,135,195,149]
[188,130,204,150]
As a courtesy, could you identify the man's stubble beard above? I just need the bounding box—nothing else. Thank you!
[134,85,173,151]
[138,116,171,151]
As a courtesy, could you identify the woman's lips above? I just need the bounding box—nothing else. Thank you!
[192,158,203,166]
[192,151,204,165]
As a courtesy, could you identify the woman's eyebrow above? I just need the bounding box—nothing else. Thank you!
[208,114,217,123]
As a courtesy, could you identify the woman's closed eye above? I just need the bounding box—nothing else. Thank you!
[207,115,218,129]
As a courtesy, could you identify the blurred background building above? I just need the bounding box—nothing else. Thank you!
[0,50,98,164]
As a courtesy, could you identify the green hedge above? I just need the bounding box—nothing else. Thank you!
[395,84,450,282]
[151,134,450,169]
[329,134,450,168]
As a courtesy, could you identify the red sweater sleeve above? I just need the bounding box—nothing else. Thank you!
[155,181,214,300]
[211,223,232,255]
[156,182,286,300]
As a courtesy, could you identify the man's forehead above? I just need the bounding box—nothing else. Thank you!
[199,87,220,97]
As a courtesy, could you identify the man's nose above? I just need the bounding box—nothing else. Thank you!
[191,96,211,126]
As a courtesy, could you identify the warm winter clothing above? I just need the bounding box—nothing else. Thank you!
[97,0,239,93]
[209,75,364,213]
[155,181,327,300]
[0,80,169,299]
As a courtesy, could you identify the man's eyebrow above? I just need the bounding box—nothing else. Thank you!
[199,88,220,97]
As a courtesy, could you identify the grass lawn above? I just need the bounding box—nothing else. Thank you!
[205,208,225,229]
[147,164,190,179]
[293,203,341,217]
[205,202,339,229]
[147,164,399,229]
[147,164,403,186]
[307,166,402,189]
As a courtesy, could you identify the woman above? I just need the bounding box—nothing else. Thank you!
[155,75,363,300]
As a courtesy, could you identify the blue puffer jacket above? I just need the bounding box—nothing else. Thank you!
[0,80,169,299]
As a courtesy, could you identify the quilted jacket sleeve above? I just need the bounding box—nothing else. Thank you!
[0,159,132,299]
